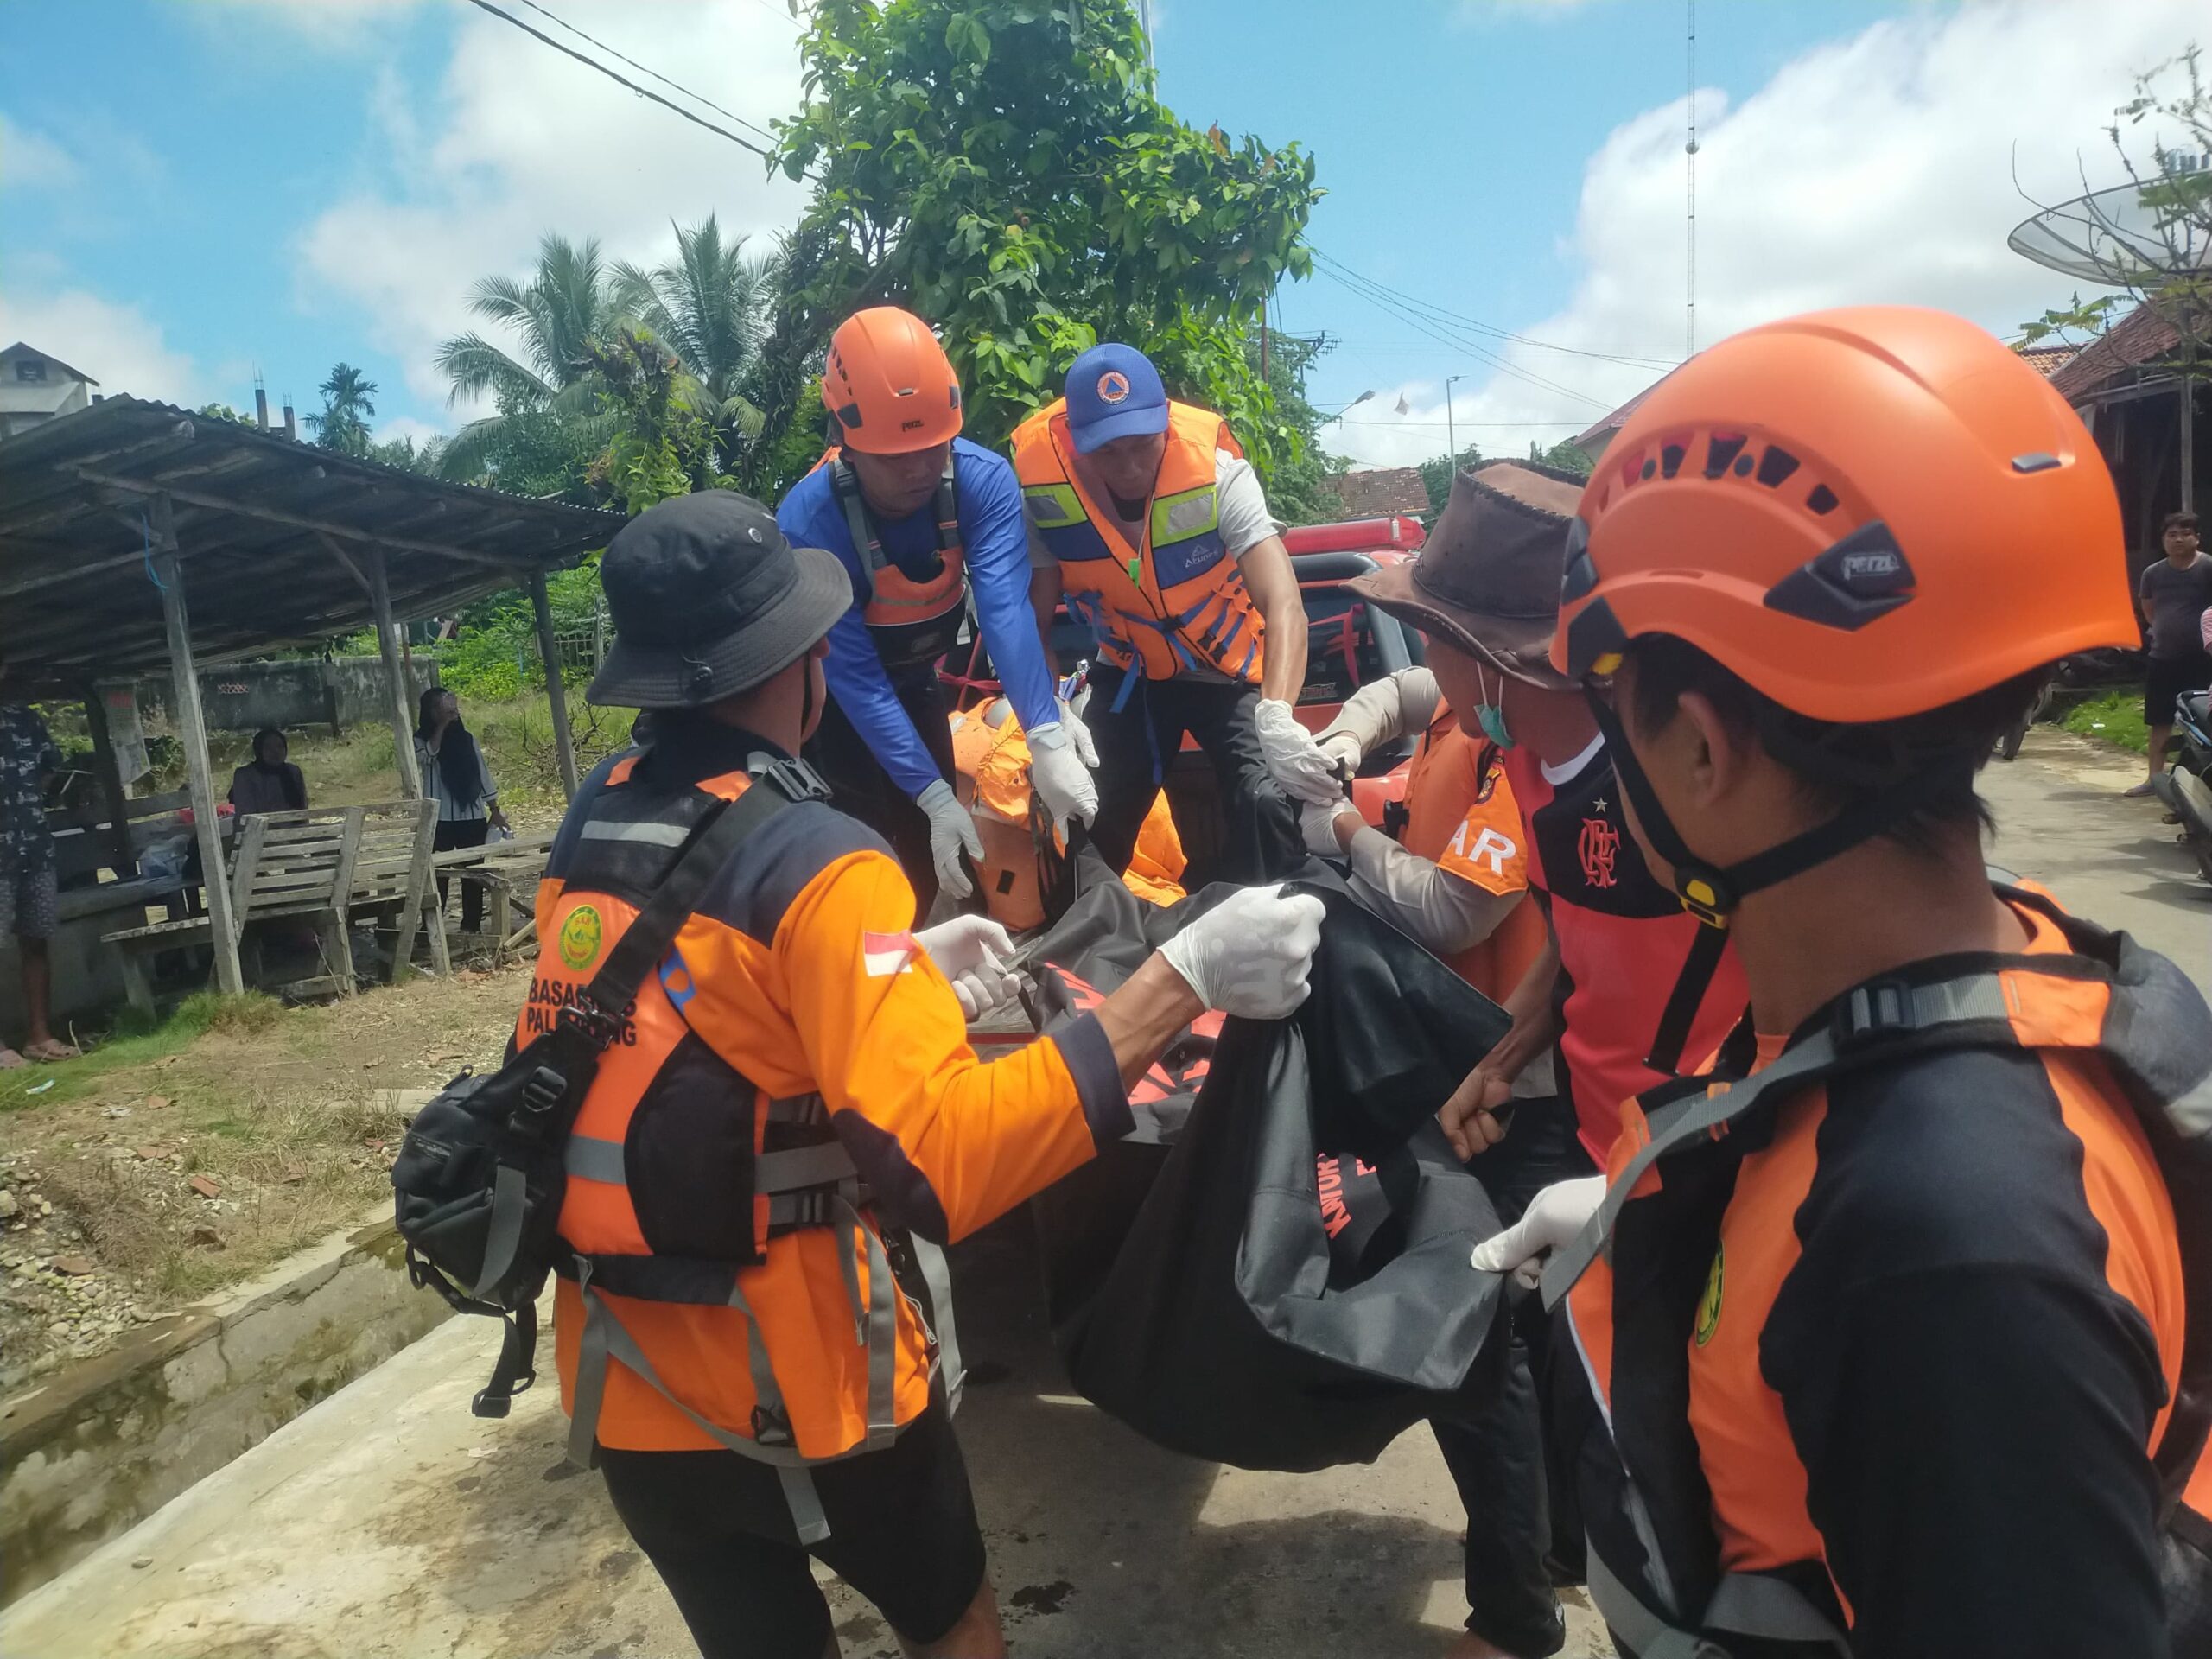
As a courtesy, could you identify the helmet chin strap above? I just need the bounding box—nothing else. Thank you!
[1585,691,1973,928]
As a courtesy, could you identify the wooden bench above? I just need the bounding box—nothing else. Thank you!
[427,832,556,963]
[101,805,359,1014]
[99,799,441,1011]
[340,801,447,980]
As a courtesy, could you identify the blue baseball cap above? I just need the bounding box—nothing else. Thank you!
[1065,343,1169,454]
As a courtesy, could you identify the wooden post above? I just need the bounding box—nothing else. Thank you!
[151,495,244,997]
[366,548,423,800]
[529,567,580,799]
[81,683,136,880]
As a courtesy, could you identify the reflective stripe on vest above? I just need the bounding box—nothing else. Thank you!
[1012,399,1264,684]
[829,453,969,669]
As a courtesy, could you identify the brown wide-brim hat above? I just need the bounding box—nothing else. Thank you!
[1346,459,1586,688]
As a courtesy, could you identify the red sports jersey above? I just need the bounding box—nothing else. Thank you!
[1504,734,1748,1162]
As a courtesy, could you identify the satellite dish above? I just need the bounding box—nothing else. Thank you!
[2008,162,2212,288]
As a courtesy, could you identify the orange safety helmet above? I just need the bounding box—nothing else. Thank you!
[1554,305,2139,718]
[822,306,963,454]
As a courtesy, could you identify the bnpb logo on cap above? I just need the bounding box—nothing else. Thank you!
[1096,370,1131,405]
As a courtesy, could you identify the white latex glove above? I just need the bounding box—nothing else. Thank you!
[1300,800,1354,858]
[915,779,983,900]
[1157,884,1326,1020]
[1253,697,1343,807]
[915,914,1021,1021]
[1027,721,1099,839]
[1055,697,1101,766]
[1318,728,1364,776]
[1470,1176,1608,1289]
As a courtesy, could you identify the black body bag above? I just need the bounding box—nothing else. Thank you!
[1027,852,1516,1471]
[390,772,796,1417]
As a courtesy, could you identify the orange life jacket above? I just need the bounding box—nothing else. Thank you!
[817,447,968,669]
[950,700,1186,928]
[1399,715,1546,1004]
[1013,399,1265,685]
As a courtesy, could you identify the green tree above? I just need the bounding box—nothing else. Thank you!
[613,215,777,474]
[434,232,625,483]
[771,0,1320,485]
[305,362,378,456]
[1529,437,1593,480]
[1419,445,1484,518]
[584,329,728,513]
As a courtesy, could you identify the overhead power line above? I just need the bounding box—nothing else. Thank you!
[511,0,782,145]
[1312,249,1680,372]
[1336,418,1587,429]
[1311,261,1615,412]
[461,0,775,160]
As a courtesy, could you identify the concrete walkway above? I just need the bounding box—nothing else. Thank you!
[6,730,2202,1659]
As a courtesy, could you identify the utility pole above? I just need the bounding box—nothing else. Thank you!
[1446,375,1464,467]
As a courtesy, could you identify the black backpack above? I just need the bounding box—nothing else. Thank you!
[391,766,804,1419]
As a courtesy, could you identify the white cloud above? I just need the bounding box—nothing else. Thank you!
[0,286,204,405]
[1336,0,2203,470]
[296,0,808,416]
[0,113,79,189]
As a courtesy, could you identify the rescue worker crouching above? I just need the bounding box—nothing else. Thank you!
[541,489,1325,1659]
[1017,343,1306,886]
[1475,306,2212,1656]
[779,306,1098,914]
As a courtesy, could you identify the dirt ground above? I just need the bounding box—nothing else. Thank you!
[0,960,534,1393]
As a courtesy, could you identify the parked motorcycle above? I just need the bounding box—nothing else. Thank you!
[2156,688,2212,887]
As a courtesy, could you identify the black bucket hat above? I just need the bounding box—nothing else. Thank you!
[587,491,853,710]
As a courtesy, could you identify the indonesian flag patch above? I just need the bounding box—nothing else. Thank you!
[862,931,918,977]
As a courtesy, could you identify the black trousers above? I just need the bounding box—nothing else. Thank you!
[1432,1096,1597,1656]
[432,818,491,933]
[1084,667,1302,887]
[804,666,963,915]
[598,1406,987,1659]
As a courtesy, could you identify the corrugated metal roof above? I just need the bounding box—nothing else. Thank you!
[2048,301,2183,403]
[0,396,629,688]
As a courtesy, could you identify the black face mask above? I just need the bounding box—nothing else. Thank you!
[1109,492,1148,523]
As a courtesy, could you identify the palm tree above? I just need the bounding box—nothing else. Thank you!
[306,363,378,456]
[613,215,779,467]
[434,233,625,482]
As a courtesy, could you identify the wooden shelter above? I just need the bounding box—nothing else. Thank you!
[0,396,626,995]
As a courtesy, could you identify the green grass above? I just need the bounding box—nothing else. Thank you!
[149,688,624,828]
[2062,691,2151,755]
[3,992,284,1113]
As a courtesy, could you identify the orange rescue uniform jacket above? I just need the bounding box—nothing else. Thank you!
[1561,893,2207,1654]
[1396,714,1548,1006]
[525,717,1130,1458]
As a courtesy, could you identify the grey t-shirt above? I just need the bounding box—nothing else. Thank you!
[1026,449,1282,569]
[2139,554,2212,660]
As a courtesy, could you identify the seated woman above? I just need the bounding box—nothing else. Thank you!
[228,728,308,815]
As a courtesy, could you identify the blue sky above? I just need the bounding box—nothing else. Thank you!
[1,0,2202,470]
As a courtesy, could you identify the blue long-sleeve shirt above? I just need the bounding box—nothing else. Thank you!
[777,437,1058,800]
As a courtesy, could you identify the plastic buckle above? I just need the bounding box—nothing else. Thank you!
[752,755,833,804]
[751,1404,796,1448]
[1841,978,1916,1045]
[557,999,620,1049]
[519,1064,569,1116]
[1674,865,1735,930]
